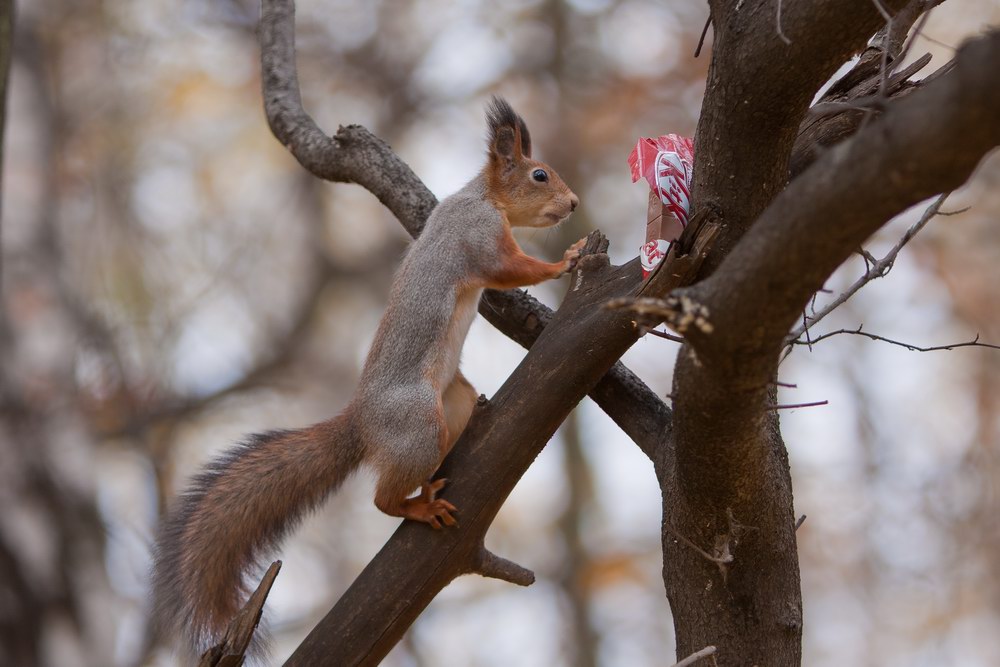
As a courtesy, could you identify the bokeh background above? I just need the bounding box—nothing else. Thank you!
[3,0,1000,665]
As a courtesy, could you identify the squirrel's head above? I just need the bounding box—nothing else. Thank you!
[484,97,579,228]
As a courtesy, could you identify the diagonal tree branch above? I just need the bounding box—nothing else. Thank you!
[680,30,1000,378]
[661,31,1000,529]
[281,218,717,665]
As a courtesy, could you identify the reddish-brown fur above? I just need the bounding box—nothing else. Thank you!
[152,417,362,655]
[151,97,582,658]
[485,225,584,289]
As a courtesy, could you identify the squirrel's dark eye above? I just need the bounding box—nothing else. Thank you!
[532,169,548,183]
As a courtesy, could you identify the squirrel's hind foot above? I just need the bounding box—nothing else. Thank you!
[376,479,459,529]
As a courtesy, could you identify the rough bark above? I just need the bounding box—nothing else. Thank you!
[282,225,715,665]
[658,18,1000,666]
[250,0,1000,665]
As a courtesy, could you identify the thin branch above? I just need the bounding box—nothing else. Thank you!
[890,7,934,76]
[662,523,733,567]
[793,327,1000,352]
[786,192,950,346]
[694,13,713,58]
[775,0,791,45]
[870,0,894,104]
[869,0,892,20]
[767,400,829,411]
[919,31,957,51]
[671,645,718,667]
[795,515,807,531]
[646,328,686,344]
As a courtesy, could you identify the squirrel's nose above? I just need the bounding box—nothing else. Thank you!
[569,194,579,211]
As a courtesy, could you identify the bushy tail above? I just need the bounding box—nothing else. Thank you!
[151,414,362,655]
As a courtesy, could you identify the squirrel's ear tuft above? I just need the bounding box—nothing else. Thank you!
[487,96,532,164]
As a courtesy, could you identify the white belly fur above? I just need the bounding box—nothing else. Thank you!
[432,287,482,391]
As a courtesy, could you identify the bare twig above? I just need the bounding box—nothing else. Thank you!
[919,32,956,51]
[694,13,713,58]
[792,327,1000,353]
[795,515,807,531]
[890,8,934,76]
[938,206,970,216]
[786,192,950,346]
[663,523,733,567]
[869,0,892,20]
[870,0,893,102]
[767,400,829,411]
[775,0,791,45]
[646,328,686,344]
[671,645,718,667]
[802,311,813,351]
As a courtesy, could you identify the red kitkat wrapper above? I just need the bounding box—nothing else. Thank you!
[641,191,683,276]
[628,134,694,276]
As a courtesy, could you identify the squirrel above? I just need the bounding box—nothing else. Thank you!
[151,97,585,655]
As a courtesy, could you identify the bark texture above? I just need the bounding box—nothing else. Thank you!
[240,1,1000,665]
[658,9,1000,664]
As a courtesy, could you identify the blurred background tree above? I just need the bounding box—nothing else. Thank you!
[2,0,999,665]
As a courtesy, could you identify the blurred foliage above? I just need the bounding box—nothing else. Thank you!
[2,0,1000,665]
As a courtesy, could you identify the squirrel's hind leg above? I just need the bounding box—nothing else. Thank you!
[442,370,478,455]
[372,399,458,529]
[374,477,458,529]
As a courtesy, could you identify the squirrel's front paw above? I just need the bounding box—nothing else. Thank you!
[563,238,588,273]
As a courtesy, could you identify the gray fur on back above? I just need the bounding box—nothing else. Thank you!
[354,176,499,469]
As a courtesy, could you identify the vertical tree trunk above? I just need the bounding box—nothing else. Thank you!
[657,386,801,665]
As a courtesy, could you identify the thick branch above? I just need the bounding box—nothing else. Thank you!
[660,5,959,664]
[691,0,912,275]
[785,193,949,345]
[685,30,1000,381]
[283,236,661,666]
[260,0,435,233]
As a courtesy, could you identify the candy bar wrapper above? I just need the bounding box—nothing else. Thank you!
[641,191,684,276]
[628,134,694,277]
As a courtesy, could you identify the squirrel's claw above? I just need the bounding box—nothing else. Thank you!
[414,499,458,529]
[563,237,588,273]
[393,485,459,529]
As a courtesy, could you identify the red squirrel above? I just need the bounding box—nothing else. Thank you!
[151,97,584,654]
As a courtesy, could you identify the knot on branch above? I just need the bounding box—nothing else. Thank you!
[582,229,610,256]
[472,548,535,587]
[607,295,714,337]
